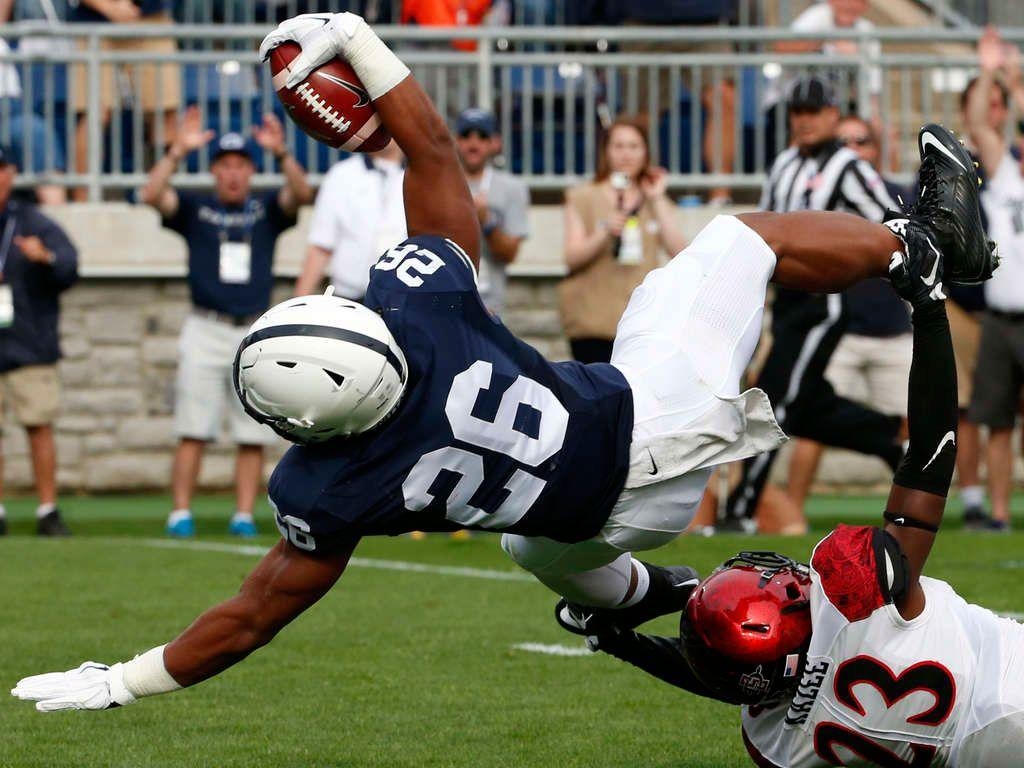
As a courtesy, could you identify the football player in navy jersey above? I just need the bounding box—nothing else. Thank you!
[553,132,1023,767]
[10,14,996,712]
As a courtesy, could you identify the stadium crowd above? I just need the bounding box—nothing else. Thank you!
[0,0,1016,541]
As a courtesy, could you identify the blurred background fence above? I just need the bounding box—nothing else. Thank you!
[0,19,1018,199]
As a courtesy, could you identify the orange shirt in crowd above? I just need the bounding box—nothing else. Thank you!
[401,0,492,51]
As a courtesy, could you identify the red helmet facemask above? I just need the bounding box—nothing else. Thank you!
[680,552,812,706]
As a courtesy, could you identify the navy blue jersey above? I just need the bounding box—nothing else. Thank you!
[268,236,634,552]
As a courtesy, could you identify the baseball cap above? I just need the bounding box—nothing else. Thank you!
[787,76,837,112]
[455,108,497,137]
[212,132,253,161]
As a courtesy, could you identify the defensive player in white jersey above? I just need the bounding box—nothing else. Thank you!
[556,177,1020,765]
[7,14,997,714]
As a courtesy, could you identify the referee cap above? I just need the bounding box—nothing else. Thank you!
[787,75,837,111]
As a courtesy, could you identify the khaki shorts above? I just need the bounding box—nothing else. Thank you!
[73,13,181,113]
[175,314,278,446]
[948,301,980,409]
[0,364,60,428]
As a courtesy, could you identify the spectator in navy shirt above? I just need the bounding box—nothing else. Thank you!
[0,145,78,538]
[139,107,312,539]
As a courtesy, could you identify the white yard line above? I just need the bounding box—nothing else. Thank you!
[511,643,593,657]
[139,538,534,582]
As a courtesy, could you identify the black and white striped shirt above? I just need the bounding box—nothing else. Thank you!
[761,141,895,220]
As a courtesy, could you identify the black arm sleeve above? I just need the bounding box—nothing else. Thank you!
[892,301,958,497]
[592,629,718,700]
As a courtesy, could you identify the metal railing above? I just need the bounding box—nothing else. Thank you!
[0,22,1011,199]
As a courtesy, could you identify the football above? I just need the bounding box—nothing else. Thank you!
[268,41,391,152]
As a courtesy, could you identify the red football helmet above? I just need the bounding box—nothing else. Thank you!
[680,552,812,705]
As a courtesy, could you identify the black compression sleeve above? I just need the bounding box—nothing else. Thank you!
[892,301,958,497]
[594,629,717,700]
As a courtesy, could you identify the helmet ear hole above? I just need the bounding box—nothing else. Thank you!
[323,369,346,387]
[276,361,297,369]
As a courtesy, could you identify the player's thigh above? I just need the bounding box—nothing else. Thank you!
[500,533,625,576]
[968,315,1021,430]
[6,364,60,427]
[175,316,230,440]
[958,711,1024,768]
[601,466,712,551]
[862,334,912,416]
[612,215,776,421]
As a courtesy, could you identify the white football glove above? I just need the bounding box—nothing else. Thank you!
[259,12,365,89]
[11,661,136,712]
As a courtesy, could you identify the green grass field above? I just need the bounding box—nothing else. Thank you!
[2,495,1023,768]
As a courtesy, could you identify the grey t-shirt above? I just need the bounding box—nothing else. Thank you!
[469,167,530,314]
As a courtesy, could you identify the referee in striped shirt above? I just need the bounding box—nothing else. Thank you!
[721,76,905,531]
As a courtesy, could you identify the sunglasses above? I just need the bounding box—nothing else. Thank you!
[458,129,492,140]
[841,135,872,147]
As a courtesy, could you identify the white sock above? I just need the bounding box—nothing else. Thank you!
[961,485,985,509]
[231,511,253,522]
[36,503,57,519]
[167,509,192,525]
[619,558,652,608]
[0,504,6,519]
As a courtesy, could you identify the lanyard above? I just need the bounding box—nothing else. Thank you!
[217,198,256,245]
[0,208,17,276]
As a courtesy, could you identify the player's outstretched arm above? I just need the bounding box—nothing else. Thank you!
[881,299,957,619]
[11,539,355,711]
[259,13,480,268]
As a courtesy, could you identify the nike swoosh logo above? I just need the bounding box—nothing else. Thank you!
[920,131,967,172]
[647,449,658,476]
[922,430,957,470]
[921,240,942,286]
[893,517,906,525]
[316,72,371,107]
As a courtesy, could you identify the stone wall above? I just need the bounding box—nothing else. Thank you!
[0,202,908,493]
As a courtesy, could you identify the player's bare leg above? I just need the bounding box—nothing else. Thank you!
[738,211,901,291]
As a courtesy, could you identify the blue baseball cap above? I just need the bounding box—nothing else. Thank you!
[212,132,253,161]
[455,108,497,137]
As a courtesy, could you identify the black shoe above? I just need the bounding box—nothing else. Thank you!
[555,564,701,635]
[912,124,998,286]
[36,509,70,537]
[963,505,990,531]
[0,517,6,536]
[715,516,759,535]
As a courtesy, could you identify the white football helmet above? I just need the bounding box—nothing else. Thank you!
[233,288,408,444]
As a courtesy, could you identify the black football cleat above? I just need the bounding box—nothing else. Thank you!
[912,124,998,285]
[0,516,6,536]
[37,509,70,537]
[555,564,700,635]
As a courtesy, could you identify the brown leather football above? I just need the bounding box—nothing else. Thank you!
[268,41,391,152]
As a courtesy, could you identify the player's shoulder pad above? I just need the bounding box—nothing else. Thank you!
[369,235,478,293]
[810,524,908,622]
